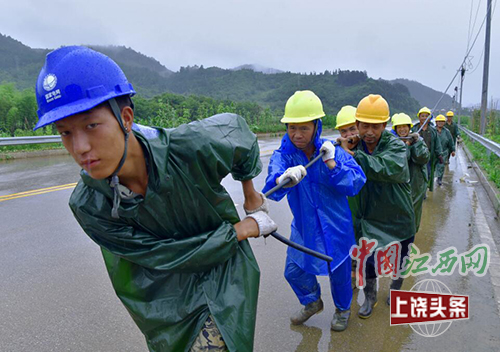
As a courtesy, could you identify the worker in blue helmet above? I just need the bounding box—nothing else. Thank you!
[35,46,278,352]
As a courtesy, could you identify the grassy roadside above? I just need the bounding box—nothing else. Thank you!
[462,135,500,190]
[0,143,64,154]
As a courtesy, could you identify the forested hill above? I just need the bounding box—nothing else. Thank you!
[0,34,173,97]
[390,78,453,110]
[163,67,420,114]
[1,33,428,115]
[0,35,50,92]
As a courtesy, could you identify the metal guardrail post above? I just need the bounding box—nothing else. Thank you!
[458,125,500,158]
[0,135,62,147]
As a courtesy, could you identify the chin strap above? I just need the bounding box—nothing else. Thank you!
[108,98,130,219]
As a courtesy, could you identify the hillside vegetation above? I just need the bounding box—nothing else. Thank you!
[390,78,453,110]
[0,83,311,139]
[0,33,427,118]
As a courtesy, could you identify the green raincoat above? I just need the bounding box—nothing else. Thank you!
[436,127,455,179]
[444,120,460,144]
[406,139,430,232]
[411,123,443,192]
[69,114,261,352]
[351,130,415,248]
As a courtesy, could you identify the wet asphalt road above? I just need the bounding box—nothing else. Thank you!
[1,136,500,352]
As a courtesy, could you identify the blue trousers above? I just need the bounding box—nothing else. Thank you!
[284,256,352,311]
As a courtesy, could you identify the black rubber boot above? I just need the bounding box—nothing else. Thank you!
[358,278,377,319]
[331,309,350,332]
[437,177,443,186]
[387,278,404,305]
[290,298,324,325]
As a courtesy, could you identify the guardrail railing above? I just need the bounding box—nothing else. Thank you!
[0,135,62,147]
[458,125,500,158]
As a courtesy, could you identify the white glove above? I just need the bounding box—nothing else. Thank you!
[277,165,307,188]
[246,211,278,237]
[244,192,270,215]
[320,141,336,162]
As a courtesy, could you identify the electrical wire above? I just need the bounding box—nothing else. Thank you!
[466,0,478,55]
[468,0,498,75]
[432,0,496,113]
[468,47,485,74]
[469,0,483,49]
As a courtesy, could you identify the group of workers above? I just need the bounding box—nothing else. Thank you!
[31,46,460,351]
[333,102,459,320]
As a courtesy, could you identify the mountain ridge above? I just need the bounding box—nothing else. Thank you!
[0,33,453,114]
[390,78,454,111]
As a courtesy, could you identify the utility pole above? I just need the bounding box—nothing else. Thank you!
[480,0,493,135]
[459,65,466,125]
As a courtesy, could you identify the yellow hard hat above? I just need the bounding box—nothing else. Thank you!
[335,105,357,129]
[281,90,325,123]
[446,111,454,117]
[435,114,446,122]
[355,94,390,123]
[418,107,432,117]
[392,113,414,130]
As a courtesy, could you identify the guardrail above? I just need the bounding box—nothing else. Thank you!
[0,135,62,147]
[458,125,500,158]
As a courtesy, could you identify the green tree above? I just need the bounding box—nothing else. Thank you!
[6,106,20,135]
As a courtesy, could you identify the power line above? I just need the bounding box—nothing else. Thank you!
[466,0,481,55]
[470,0,483,45]
[432,0,497,112]
[468,47,485,74]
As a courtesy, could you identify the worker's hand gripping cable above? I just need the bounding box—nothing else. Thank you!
[242,192,277,237]
[262,147,337,263]
[277,165,307,188]
[320,141,336,161]
[245,211,278,237]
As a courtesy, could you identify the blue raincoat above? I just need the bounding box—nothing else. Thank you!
[262,121,366,275]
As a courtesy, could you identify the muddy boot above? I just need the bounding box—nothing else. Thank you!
[437,177,443,186]
[358,278,377,319]
[387,278,404,305]
[290,298,324,325]
[331,309,350,332]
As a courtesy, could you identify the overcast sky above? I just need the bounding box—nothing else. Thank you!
[1,0,498,107]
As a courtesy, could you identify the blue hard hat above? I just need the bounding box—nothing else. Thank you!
[34,46,135,130]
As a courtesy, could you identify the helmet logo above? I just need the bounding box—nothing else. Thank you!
[43,74,58,91]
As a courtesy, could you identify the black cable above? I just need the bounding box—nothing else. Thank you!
[264,149,334,263]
